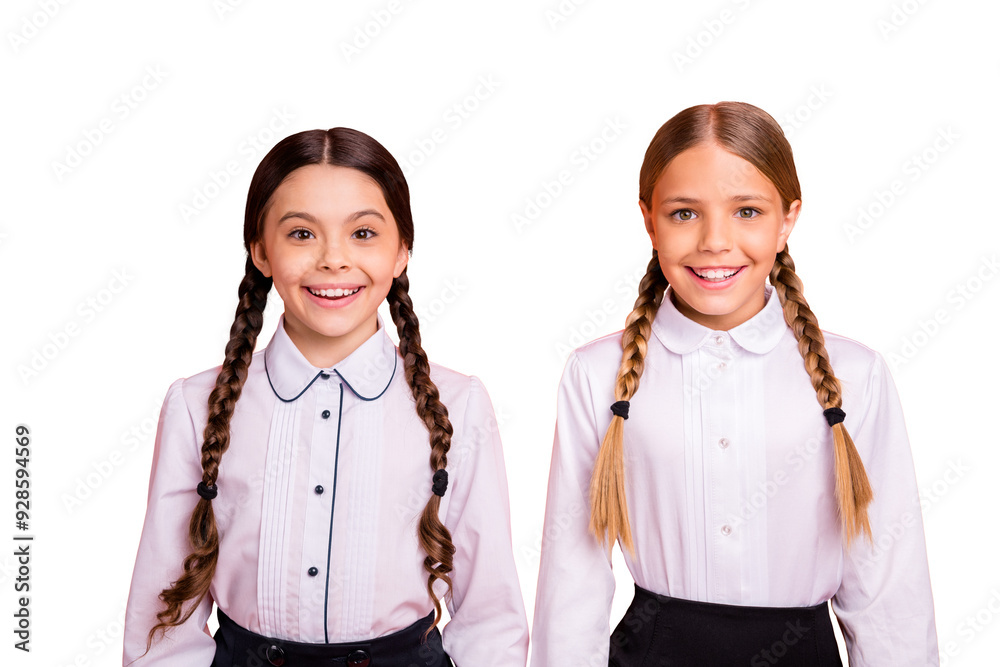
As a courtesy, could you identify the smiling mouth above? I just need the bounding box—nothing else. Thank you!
[306,286,362,299]
[688,266,744,282]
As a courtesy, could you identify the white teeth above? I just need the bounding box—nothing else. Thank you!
[694,268,738,281]
[309,287,360,298]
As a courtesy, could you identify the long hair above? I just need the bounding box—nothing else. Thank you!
[590,102,873,555]
[145,128,456,651]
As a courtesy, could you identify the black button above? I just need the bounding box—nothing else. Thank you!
[266,644,285,665]
[347,649,371,667]
[314,485,324,494]
[321,410,331,419]
[307,566,318,576]
[319,372,330,379]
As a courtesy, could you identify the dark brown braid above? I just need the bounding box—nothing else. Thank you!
[589,251,667,555]
[143,258,271,654]
[769,246,873,545]
[387,268,456,635]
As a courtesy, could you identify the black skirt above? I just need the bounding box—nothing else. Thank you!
[211,607,453,667]
[609,584,843,667]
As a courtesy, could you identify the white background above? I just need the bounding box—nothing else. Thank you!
[2,0,998,665]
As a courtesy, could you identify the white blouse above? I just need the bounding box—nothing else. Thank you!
[123,314,529,666]
[530,283,938,666]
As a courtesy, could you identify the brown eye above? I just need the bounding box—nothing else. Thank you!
[738,208,759,219]
[672,209,695,221]
[289,229,314,240]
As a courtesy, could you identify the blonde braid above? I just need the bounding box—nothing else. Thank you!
[589,251,667,555]
[769,246,873,546]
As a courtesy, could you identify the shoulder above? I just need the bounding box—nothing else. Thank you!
[165,349,268,417]
[566,329,625,375]
[425,359,490,410]
[820,328,885,381]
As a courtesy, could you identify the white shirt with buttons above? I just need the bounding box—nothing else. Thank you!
[123,314,529,666]
[529,283,938,666]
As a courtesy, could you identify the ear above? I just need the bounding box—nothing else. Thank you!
[776,199,801,253]
[393,241,410,278]
[250,239,272,278]
[639,199,657,246]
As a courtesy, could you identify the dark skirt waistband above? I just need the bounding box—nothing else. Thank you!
[609,584,843,667]
[212,607,452,667]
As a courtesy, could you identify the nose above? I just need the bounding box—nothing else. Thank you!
[318,238,351,271]
[697,211,733,253]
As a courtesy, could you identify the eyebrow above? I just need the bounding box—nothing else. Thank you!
[659,194,772,206]
[277,209,386,225]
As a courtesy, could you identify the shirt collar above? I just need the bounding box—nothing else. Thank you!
[651,282,788,355]
[263,313,398,402]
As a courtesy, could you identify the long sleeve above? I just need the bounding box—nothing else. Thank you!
[530,352,616,667]
[441,376,529,666]
[832,352,939,665]
[123,379,217,666]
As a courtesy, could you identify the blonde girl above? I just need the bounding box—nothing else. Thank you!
[531,102,937,665]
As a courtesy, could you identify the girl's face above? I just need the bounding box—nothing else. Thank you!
[640,142,800,331]
[251,164,408,367]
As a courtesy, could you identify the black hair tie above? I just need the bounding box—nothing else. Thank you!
[610,401,630,420]
[432,469,448,497]
[823,407,846,427]
[197,481,218,500]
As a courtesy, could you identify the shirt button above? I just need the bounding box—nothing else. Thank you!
[307,566,319,576]
[718,437,730,449]
[721,525,732,536]
[321,409,331,419]
[714,335,725,345]
[717,361,727,371]
[319,372,330,380]
[314,485,324,495]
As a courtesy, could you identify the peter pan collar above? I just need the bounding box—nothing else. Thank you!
[263,313,398,402]
[651,282,788,355]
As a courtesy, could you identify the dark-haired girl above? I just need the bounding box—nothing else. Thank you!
[123,128,529,666]
[531,103,938,665]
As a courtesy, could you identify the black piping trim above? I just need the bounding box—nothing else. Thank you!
[336,350,398,402]
[322,383,344,644]
[264,342,398,403]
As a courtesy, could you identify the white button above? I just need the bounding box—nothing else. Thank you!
[714,335,725,345]
[718,437,729,449]
[717,362,727,371]
[721,525,732,536]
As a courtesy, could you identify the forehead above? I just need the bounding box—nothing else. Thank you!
[654,142,776,200]
[267,164,390,218]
